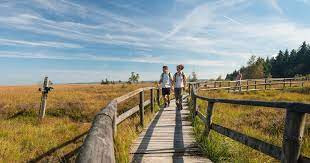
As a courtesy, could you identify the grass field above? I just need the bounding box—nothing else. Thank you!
[0,83,157,162]
[192,85,310,162]
[2,81,309,162]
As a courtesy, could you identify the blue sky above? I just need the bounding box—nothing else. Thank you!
[0,0,310,85]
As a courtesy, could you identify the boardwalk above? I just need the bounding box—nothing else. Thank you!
[130,98,211,163]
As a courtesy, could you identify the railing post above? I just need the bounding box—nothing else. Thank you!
[113,104,117,137]
[157,88,160,106]
[139,91,144,127]
[192,87,198,119]
[219,81,222,88]
[283,78,286,88]
[265,78,267,90]
[246,80,249,91]
[281,111,306,163]
[254,80,257,89]
[188,84,191,96]
[150,88,154,113]
[289,79,292,87]
[204,101,214,136]
[193,96,197,118]
[214,81,216,88]
[228,81,230,92]
[191,84,194,101]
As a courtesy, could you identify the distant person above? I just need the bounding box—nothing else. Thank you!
[159,65,173,107]
[174,64,186,110]
[235,71,242,91]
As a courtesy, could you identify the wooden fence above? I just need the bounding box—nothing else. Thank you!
[189,81,310,163]
[76,87,161,163]
[189,77,305,92]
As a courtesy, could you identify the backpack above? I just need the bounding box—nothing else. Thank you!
[174,72,186,83]
[160,72,173,83]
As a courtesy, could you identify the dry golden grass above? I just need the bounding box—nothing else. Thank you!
[0,83,156,162]
[192,85,310,162]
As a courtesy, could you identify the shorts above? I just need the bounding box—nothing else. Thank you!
[162,88,171,96]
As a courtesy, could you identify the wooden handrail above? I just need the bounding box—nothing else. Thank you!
[115,87,155,103]
[76,100,117,163]
[189,77,306,93]
[77,87,161,163]
[189,83,310,163]
[188,77,304,85]
[194,94,310,113]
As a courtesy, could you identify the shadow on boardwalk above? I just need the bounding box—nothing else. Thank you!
[131,99,211,163]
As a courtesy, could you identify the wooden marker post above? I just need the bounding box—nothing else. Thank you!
[39,77,53,119]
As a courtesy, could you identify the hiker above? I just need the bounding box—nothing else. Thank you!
[174,64,186,110]
[159,65,173,107]
[235,71,242,91]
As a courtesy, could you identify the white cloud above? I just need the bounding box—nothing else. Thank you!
[0,38,82,48]
[0,50,224,67]
[268,0,283,14]
[1,0,310,83]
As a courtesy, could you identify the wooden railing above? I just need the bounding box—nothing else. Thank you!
[188,77,305,93]
[189,82,310,163]
[76,87,161,163]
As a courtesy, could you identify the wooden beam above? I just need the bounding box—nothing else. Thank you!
[116,100,150,125]
[157,88,160,105]
[139,91,144,127]
[281,111,307,163]
[115,88,143,103]
[76,101,117,163]
[150,89,154,113]
[197,111,207,124]
[205,102,214,136]
[194,94,310,113]
[211,123,282,160]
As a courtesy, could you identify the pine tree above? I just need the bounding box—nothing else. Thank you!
[226,41,310,79]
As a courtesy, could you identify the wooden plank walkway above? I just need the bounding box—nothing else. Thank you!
[130,98,211,163]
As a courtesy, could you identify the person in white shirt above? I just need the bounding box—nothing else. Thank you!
[159,65,173,107]
[173,64,186,110]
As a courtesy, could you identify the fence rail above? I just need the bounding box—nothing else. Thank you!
[77,87,161,163]
[188,77,305,93]
[189,81,310,163]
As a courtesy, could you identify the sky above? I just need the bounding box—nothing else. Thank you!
[0,0,310,85]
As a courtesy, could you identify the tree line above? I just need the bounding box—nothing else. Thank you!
[101,72,140,85]
[226,41,310,80]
